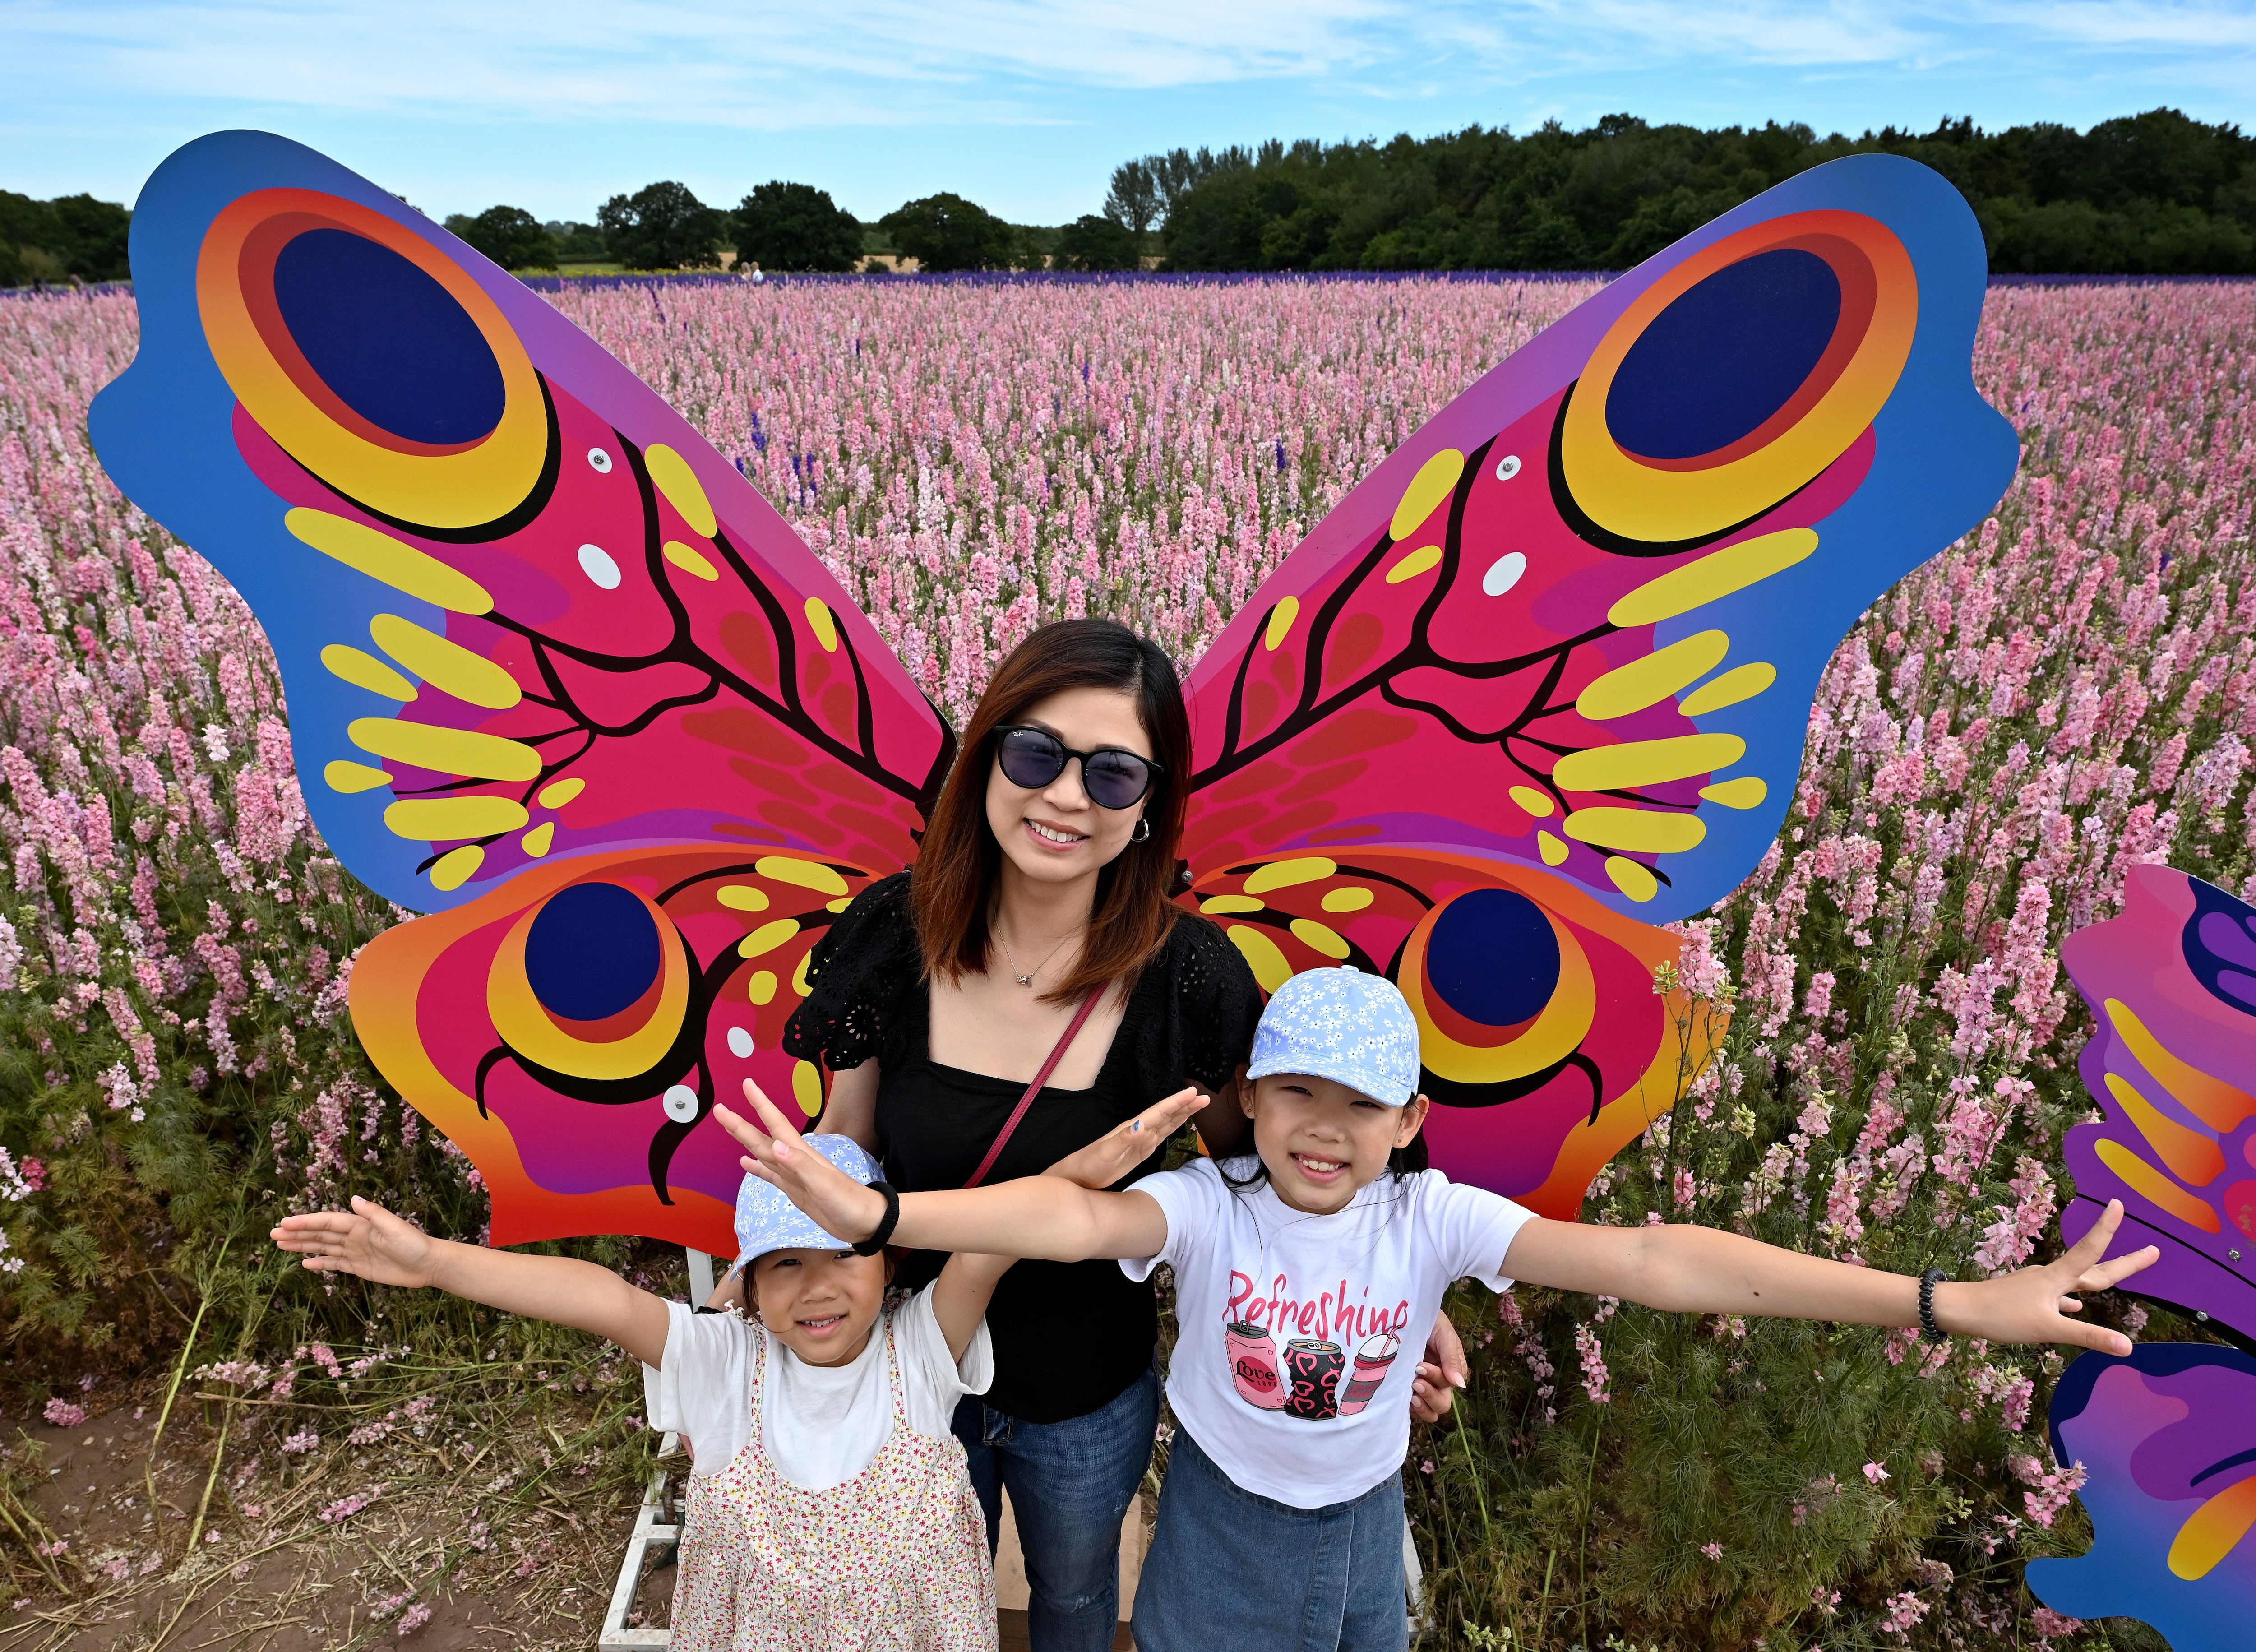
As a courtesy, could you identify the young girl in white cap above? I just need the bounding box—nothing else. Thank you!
[272,1121,1196,1650]
[718,967,2160,1652]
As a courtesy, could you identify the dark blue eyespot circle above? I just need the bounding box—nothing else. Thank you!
[525,883,661,1022]
[272,228,505,446]
[1606,248,1842,463]
[1425,888,1560,1029]
[2187,882,2256,1018]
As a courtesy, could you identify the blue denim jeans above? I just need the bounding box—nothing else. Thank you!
[1133,1427,1408,1652]
[953,1365,1159,1652]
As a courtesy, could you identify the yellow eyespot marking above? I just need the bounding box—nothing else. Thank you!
[383,796,529,841]
[1607,529,1819,628]
[664,541,719,582]
[758,856,849,897]
[1389,449,1465,542]
[1264,596,1299,651]
[1244,856,1336,894]
[1320,887,1373,913]
[738,919,801,959]
[1201,895,1264,915]
[286,508,494,615]
[2094,1138,2222,1233]
[805,597,839,652]
[2103,1071,2225,1186]
[1509,786,1556,819]
[519,822,555,858]
[2170,1475,2256,1580]
[1290,919,1351,960]
[1226,925,1293,993]
[1699,777,1769,809]
[323,643,416,702]
[1563,807,1707,854]
[428,844,485,892]
[793,949,814,996]
[791,1060,823,1118]
[748,970,778,1006]
[1538,830,1569,866]
[348,718,543,782]
[2105,999,2256,1132]
[537,777,585,809]
[1576,631,1729,721]
[368,613,521,709]
[717,884,770,912]
[645,444,717,538]
[827,896,853,913]
[324,759,393,794]
[1679,662,1777,717]
[1384,545,1442,585]
[1551,733,1747,795]
[1604,857,1660,902]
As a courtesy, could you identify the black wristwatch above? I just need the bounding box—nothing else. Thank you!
[1919,1268,1951,1343]
[851,1181,901,1256]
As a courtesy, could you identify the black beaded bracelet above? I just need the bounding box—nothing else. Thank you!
[1919,1267,1951,1343]
[851,1181,901,1256]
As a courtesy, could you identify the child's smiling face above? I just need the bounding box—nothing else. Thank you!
[747,1246,891,1366]
[1240,1069,1430,1215]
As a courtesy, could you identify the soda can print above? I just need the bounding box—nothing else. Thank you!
[1284,1338,1345,1421]
[1226,1322,1286,1410]
[1339,1330,1401,1415]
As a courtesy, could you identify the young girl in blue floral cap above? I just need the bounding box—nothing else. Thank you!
[721,967,2159,1652]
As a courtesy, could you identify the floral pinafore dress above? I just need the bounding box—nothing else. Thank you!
[670,1310,996,1652]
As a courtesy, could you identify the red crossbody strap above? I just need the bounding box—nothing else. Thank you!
[963,986,1105,1189]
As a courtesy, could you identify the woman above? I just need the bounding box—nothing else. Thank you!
[781,619,1464,1652]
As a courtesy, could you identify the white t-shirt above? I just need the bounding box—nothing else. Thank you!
[642,1285,993,1491]
[1123,1157,1535,1509]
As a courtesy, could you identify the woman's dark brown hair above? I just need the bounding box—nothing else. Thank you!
[911,619,1191,1002]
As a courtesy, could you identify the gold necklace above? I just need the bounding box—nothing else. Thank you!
[995,925,1077,989]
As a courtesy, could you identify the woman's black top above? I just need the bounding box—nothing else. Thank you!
[782,872,1264,1423]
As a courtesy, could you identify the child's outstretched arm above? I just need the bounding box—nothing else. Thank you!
[273,1197,670,1366]
[713,1083,1207,1265]
[1501,1199,2159,1356]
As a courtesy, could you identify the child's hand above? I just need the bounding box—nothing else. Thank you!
[272,1196,442,1288]
[714,1082,890,1245]
[1940,1199,2160,1354]
[1045,1087,1207,1189]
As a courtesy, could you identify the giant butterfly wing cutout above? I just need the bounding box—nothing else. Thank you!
[89,131,949,1252]
[1181,155,2017,1211]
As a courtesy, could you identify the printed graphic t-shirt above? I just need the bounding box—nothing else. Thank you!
[642,1286,992,1491]
[1124,1157,1536,1509]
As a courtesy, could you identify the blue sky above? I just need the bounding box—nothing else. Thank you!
[7,1,2254,225]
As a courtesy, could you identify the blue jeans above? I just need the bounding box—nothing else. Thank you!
[1133,1427,1408,1652]
[953,1365,1159,1652]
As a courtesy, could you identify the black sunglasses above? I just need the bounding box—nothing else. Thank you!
[993,725,1164,810]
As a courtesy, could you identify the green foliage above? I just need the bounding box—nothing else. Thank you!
[879,191,1018,271]
[0,190,131,284]
[1052,213,1140,271]
[1103,159,1161,239]
[1146,108,2256,274]
[596,180,726,271]
[731,180,863,273]
[443,204,559,270]
[544,218,609,261]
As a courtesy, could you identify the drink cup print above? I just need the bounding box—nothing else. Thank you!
[1227,1321,1286,1411]
[1284,1338,1347,1421]
[1339,1330,1402,1416]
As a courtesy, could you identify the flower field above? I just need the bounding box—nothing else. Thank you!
[2,271,2253,1647]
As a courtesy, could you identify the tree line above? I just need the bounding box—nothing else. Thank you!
[7,107,2253,284]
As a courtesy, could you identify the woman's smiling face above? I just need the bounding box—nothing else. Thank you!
[747,1246,890,1366]
[984,685,1153,888]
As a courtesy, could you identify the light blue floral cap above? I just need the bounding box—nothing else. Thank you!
[1247,967,1422,1107]
[732,1134,884,1269]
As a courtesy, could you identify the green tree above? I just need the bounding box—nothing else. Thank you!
[730,181,862,272]
[1051,213,1140,271]
[1102,159,1160,239]
[878,192,1017,272]
[545,220,609,260]
[597,181,725,270]
[444,205,557,270]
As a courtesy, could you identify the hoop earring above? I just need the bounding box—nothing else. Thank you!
[1132,815,1151,843]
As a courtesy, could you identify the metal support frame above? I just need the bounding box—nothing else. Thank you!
[597,1431,681,1650]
